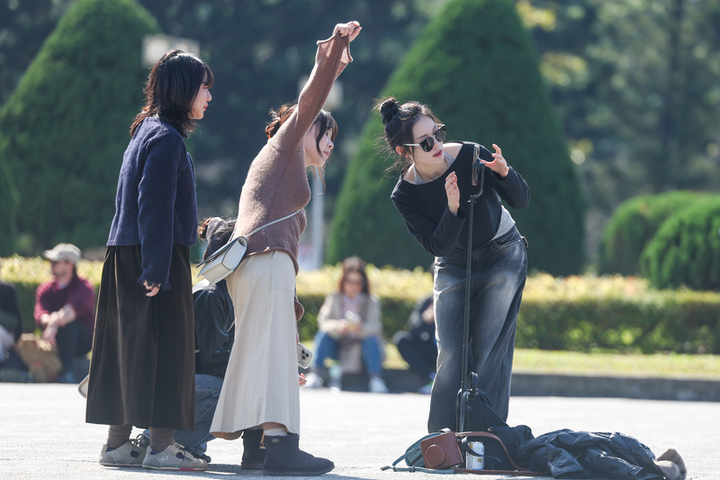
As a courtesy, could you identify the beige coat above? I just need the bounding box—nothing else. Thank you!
[317,292,384,340]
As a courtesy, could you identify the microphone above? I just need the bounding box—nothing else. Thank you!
[472,144,484,186]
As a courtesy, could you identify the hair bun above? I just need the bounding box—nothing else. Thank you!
[379,98,401,125]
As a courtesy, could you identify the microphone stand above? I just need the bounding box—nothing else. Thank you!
[458,145,485,432]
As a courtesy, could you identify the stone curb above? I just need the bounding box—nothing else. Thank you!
[325,369,720,402]
[511,372,720,402]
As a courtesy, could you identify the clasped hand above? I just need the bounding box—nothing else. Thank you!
[333,21,362,42]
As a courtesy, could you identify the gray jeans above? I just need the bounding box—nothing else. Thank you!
[428,227,528,432]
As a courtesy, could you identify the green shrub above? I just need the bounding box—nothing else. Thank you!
[518,274,720,354]
[640,197,720,291]
[327,0,585,275]
[0,0,159,255]
[598,191,713,275]
[3,257,717,354]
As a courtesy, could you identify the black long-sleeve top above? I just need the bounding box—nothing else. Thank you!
[193,280,234,377]
[0,281,23,340]
[391,142,530,260]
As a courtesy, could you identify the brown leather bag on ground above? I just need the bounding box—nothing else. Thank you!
[15,333,62,382]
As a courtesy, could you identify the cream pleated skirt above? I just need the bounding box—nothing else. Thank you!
[210,251,300,435]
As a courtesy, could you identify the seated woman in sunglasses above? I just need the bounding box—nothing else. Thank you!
[376,97,530,433]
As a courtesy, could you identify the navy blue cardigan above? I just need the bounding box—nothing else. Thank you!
[107,117,198,290]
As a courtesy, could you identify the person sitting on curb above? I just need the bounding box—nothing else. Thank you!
[306,257,388,393]
[392,294,437,394]
[34,243,94,383]
[0,258,24,378]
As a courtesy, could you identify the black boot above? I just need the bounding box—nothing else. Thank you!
[240,429,265,470]
[263,433,334,476]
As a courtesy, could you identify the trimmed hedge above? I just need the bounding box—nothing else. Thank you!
[2,257,718,354]
[520,274,719,354]
[598,191,714,275]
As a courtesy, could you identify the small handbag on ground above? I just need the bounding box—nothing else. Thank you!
[381,430,458,474]
[15,333,62,383]
[382,430,544,476]
[421,431,463,469]
[197,209,301,285]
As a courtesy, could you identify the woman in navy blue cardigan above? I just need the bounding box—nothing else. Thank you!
[86,49,213,471]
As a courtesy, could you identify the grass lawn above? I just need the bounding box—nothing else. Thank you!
[372,344,720,379]
[303,340,720,379]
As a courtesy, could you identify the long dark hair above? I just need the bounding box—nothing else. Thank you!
[337,256,371,295]
[375,97,441,173]
[130,49,214,138]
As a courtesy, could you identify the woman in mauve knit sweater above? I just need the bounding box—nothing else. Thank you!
[209,22,361,476]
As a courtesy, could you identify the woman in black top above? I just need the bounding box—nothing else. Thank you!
[377,97,529,432]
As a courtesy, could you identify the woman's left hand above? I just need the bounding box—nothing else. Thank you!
[333,21,362,42]
[482,144,510,178]
[143,280,160,297]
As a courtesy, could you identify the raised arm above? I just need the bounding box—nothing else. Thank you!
[271,21,360,152]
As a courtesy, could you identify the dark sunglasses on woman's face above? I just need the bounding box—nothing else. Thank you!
[403,124,447,152]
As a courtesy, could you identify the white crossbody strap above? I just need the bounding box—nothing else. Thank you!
[244,209,302,239]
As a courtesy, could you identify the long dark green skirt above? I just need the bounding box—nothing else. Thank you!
[86,245,195,430]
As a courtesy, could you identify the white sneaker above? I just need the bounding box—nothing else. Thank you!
[141,443,208,471]
[304,372,324,388]
[99,435,148,467]
[369,376,389,394]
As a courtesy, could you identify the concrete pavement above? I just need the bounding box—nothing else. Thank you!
[1,383,718,479]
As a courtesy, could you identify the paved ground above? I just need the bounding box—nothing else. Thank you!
[0,383,717,480]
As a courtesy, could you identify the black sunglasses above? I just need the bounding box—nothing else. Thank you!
[403,124,447,152]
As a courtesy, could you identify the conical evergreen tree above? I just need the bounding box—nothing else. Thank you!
[0,0,159,255]
[327,0,585,275]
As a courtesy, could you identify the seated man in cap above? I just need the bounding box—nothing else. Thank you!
[34,243,95,383]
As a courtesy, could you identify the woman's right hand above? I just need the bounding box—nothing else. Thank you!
[333,21,362,42]
[445,171,460,215]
